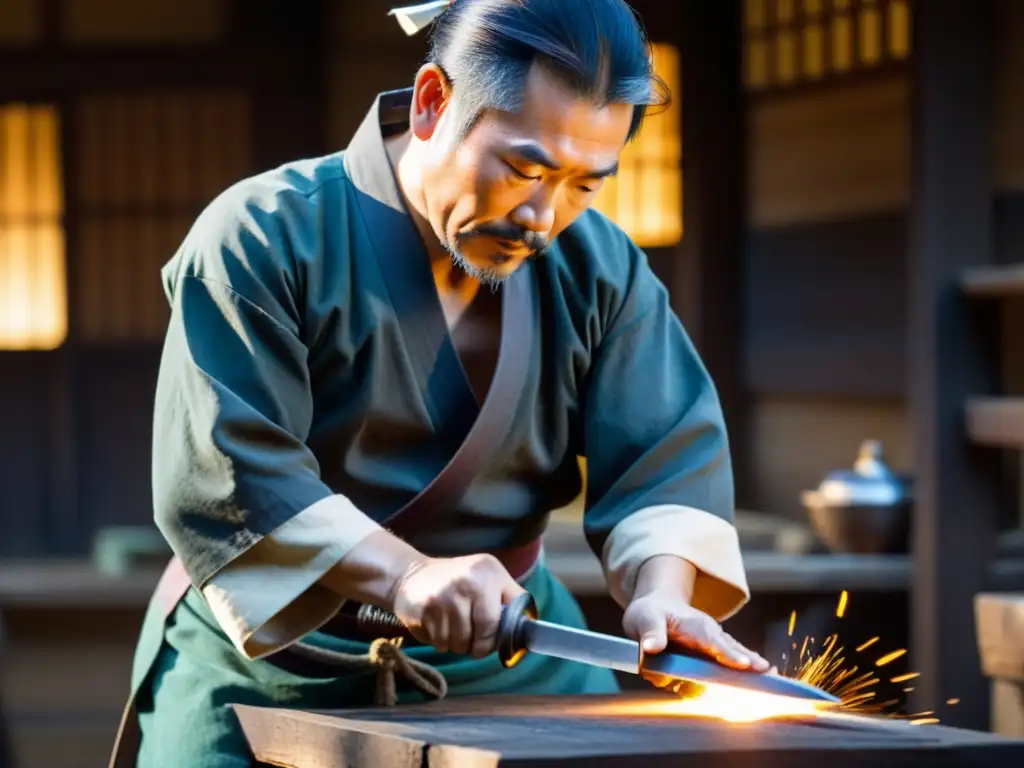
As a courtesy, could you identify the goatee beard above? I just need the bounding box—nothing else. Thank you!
[446,244,513,288]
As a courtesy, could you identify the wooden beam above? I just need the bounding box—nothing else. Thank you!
[908,0,999,731]
[676,0,751,505]
[967,398,1024,448]
[962,264,1024,298]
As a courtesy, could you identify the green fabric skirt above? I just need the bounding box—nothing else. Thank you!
[132,563,619,767]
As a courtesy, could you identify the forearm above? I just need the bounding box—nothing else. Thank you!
[633,554,697,603]
[318,528,430,608]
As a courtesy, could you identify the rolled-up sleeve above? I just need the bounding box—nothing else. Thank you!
[580,242,750,622]
[153,202,380,658]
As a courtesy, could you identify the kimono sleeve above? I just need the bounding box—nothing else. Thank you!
[153,196,381,658]
[581,241,749,622]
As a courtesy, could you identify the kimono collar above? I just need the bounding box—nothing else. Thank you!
[339,88,537,455]
[342,88,415,215]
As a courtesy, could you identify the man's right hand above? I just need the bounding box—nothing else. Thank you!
[388,554,526,657]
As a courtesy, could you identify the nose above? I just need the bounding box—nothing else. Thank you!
[509,188,555,236]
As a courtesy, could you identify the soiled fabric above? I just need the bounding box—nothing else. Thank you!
[134,564,618,767]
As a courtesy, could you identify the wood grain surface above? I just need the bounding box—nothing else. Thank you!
[234,693,1024,767]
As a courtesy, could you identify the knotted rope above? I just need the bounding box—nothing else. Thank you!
[291,637,448,706]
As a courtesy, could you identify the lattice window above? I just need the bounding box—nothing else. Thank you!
[591,43,682,249]
[744,0,912,92]
[74,91,251,341]
[0,105,68,351]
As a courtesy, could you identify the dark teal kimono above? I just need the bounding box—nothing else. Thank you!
[131,88,735,766]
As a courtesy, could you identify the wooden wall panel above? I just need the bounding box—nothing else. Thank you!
[60,0,226,44]
[324,0,423,149]
[749,75,910,227]
[0,358,51,556]
[745,213,908,396]
[75,348,162,533]
[73,90,251,342]
[746,192,1024,515]
[751,394,911,520]
[75,215,191,342]
[993,0,1024,192]
[0,0,41,45]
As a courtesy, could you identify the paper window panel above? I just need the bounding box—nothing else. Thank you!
[591,43,682,249]
[0,105,68,351]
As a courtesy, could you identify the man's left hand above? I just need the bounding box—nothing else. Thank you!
[620,554,770,674]
[622,591,769,672]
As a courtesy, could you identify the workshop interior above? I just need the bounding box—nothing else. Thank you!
[1,0,1023,766]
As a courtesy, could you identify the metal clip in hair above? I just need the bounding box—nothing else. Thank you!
[388,1,450,36]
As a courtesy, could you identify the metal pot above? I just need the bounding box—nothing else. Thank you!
[800,440,912,555]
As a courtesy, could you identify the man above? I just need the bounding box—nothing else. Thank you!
[117,0,768,765]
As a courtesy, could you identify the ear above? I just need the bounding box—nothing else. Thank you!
[410,64,452,142]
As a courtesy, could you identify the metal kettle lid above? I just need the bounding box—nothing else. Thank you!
[816,440,910,506]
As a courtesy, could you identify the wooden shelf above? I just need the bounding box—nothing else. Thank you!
[961,264,1024,297]
[965,397,1024,447]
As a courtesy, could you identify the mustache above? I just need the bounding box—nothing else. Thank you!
[456,223,549,253]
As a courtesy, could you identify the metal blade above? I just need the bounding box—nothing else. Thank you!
[522,619,641,674]
[519,616,839,704]
[641,652,841,703]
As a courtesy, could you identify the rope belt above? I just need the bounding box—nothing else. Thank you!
[288,637,448,706]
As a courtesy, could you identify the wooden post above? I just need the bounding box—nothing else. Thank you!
[909,0,998,730]
[677,0,750,506]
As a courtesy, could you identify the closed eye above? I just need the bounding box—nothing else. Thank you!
[505,160,540,181]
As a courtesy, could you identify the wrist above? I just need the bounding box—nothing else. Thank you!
[322,528,430,607]
[631,554,697,604]
[385,555,432,610]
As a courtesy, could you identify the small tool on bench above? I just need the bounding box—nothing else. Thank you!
[352,592,840,704]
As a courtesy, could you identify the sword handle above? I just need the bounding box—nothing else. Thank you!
[496,592,539,669]
[352,591,539,667]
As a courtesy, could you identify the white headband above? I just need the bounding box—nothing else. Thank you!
[388,1,450,36]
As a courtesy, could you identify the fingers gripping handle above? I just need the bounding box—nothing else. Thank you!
[353,592,539,667]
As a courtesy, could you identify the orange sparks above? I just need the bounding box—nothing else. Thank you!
[910,718,941,726]
[769,592,931,722]
[890,672,920,683]
[875,649,907,667]
[836,590,849,618]
[947,698,960,706]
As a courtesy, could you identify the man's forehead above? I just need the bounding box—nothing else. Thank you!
[476,74,631,164]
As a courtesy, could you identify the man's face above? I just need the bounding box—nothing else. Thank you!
[411,64,633,285]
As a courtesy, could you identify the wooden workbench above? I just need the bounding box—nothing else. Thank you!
[232,693,1024,767]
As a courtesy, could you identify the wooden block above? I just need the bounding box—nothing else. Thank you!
[992,679,1024,739]
[234,694,1024,768]
[975,593,1024,680]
